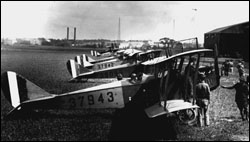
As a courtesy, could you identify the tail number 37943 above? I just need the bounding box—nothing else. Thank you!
[67,92,115,109]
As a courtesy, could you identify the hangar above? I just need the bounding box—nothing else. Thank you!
[204,21,249,61]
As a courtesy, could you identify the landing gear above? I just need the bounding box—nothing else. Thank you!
[117,73,123,80]
[178,108,197,125]
[79,78,88,82]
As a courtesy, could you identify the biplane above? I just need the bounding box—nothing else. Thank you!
[68,37,202,82]
[67,49,163,82]
[1,46,220,124]
[90,43,120,57]
[90,48,120,57]
[74,48,141,68]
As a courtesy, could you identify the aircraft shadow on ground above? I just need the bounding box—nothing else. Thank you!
[108,95,178,141]
[3,108,114,120]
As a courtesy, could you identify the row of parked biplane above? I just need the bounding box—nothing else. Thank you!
[1,37,220,124]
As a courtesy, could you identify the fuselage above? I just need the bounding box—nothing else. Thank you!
[22,74,157,110]
[76,50,164,80]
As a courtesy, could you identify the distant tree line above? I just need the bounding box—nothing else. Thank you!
[39,38,71,47]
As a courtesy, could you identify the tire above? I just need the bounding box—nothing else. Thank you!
[178,108,197,125]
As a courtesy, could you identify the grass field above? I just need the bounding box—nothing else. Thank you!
[1,46,249,141]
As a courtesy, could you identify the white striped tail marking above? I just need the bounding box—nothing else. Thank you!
[75,55,81,65]
[70,59,77,78]
[7,72,20,107]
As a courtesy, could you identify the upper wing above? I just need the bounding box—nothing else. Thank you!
[142,49,213,66]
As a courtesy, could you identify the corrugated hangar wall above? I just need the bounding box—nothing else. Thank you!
[204,21,249,61]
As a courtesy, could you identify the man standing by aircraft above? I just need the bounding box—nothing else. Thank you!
[184,57,196,103]
[196,73,211,127]
[237,60,245,78]
[221,76,249,121]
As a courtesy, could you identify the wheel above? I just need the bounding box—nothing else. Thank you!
[117,73,123,80]
[178,108,197,125]
[79,78,88,82]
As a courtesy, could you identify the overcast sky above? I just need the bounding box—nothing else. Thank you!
[1,1,249,43]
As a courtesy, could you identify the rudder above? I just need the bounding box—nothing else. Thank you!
[1,71,51,108]
[67,59,80,78]
[66,59,92,79]
[74,54,94,67]
[91,50,101,57]
[80,54,94,67]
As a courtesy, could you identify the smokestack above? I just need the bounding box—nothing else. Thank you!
[118,17,121,42]
[74,27,76,46]
[67,27,69,40]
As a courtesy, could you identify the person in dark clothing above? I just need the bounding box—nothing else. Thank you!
[184,57,196,103]
[221,63,225,76]
[229,60,234,74]
[221,76,249,121]
[196,73,211,126]
[247,75,249,104]
[237,62,245,78]
[224,60,230,76]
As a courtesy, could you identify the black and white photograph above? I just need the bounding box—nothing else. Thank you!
[1,1,249,141]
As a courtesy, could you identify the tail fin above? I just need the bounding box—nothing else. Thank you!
[91,50,101,56]
[1,71,51,109]
[74,54,94,67]
[84,54,95,62]
[66,59,92,78]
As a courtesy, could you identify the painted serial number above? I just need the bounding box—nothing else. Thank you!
[67,92,114,109]
[98,63,114,69]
